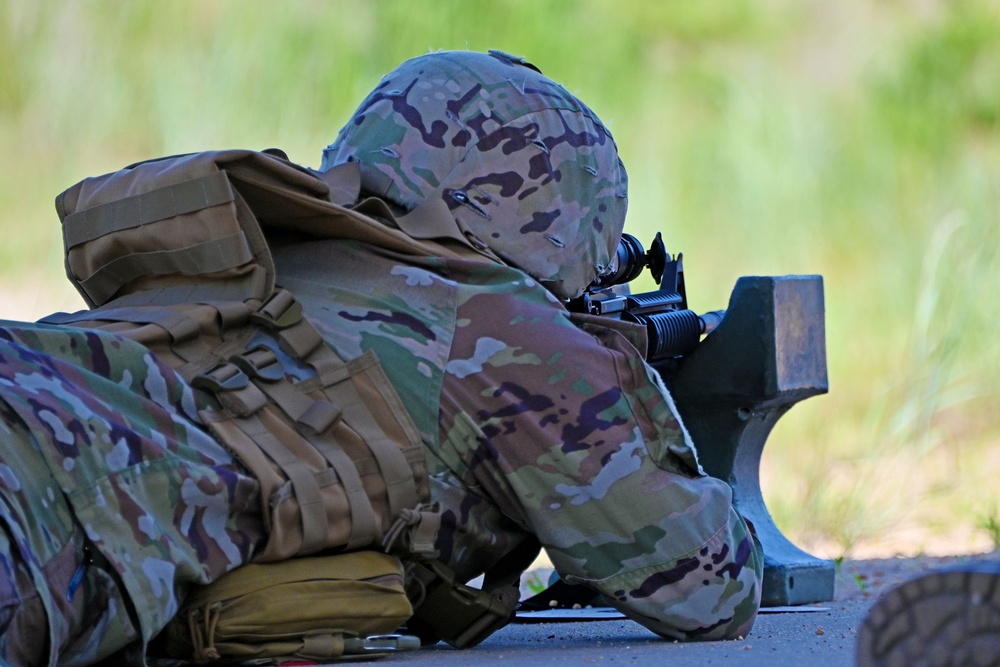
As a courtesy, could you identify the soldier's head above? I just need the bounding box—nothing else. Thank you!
[322,49,628,301]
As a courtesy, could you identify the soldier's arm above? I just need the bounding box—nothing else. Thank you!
[435,273,763,641]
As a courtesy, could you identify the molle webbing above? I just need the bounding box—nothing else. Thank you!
[45,149,442,561]
[61,170,235,249]
[194,289,426,560]
[42,289,428,561]
[77,232,256,308]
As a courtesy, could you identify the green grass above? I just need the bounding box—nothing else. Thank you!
[2,0,998,556]
[979,509,1000,551]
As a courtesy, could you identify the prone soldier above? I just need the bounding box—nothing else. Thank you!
[275,48,763,640]
[0,49,763,665]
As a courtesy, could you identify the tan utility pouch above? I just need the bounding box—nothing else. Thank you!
[158,551,418,663]
[44,149,453,560]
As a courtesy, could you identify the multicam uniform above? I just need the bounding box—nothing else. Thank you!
[0,323,264,665]
[274,239,761,642]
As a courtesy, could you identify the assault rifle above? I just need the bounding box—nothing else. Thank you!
[568,233,724,362]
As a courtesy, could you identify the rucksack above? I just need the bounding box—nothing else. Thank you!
[42,148,502,560]
[42,148,539,648]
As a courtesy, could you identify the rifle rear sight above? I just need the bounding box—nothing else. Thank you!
[569,232,724,363]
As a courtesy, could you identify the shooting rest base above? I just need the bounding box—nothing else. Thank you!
[658,274,834,606]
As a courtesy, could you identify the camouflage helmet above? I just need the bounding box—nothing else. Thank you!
[321,49,629,301]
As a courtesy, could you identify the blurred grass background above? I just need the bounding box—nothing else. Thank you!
[2,0,998,557]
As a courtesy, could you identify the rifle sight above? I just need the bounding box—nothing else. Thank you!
[569,233,724,363]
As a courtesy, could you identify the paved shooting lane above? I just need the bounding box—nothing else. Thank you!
[329,552,999,667]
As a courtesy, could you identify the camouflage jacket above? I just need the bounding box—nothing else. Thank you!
[273,238,763,641]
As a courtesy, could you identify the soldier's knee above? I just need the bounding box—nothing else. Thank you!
[610,510,764,642]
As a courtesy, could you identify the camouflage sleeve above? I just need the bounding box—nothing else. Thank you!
[434,267,763,641]
[0,321,264,662]
[273,241,762,640]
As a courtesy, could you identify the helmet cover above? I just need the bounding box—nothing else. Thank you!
[322,49,628,300]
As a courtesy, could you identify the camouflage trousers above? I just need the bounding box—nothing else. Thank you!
[0,406,139,666]
[0,321,263,666]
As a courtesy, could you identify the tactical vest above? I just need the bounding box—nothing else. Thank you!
[41,149,537,648]
[42,149,500,560]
